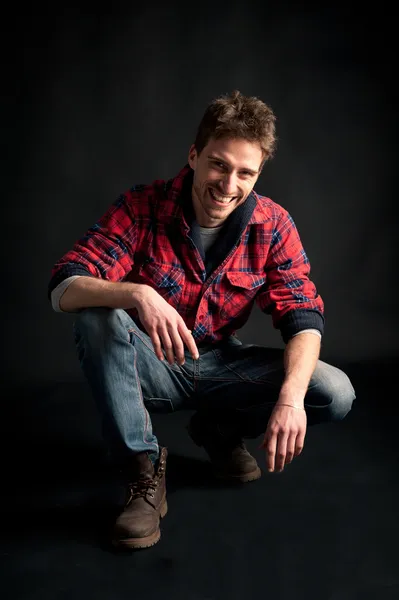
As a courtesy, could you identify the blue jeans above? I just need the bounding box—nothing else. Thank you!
[73,308,356,467]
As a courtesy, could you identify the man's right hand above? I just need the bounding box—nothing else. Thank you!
[133,285,199,365]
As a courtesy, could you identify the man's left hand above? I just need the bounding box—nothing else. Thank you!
[259,403,307,473]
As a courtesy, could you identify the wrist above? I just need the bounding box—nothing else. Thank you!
[277,385,306,409]
[126,283,152,310]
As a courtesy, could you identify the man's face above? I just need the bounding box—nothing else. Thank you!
[188,136,263,228]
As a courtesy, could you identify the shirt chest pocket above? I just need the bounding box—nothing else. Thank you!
[137,261,184,306]
[220,271,266,319]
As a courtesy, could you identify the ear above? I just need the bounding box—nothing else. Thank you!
[188,144,198,169]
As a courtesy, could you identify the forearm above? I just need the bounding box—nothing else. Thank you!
[278,332,321,408]
[59,276,147,313]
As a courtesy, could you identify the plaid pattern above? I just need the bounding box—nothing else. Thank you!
[49,165,324,344]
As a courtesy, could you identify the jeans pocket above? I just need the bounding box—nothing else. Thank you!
[143,397,175,413]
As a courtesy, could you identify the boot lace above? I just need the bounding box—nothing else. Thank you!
[129,478,158,500]
[127,459,165,501]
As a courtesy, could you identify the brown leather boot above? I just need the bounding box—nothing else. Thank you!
[187,414,261,483]
[112,447,168,549]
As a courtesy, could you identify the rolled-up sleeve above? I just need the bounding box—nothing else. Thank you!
[48,194,137,300]
[256,209,325,343]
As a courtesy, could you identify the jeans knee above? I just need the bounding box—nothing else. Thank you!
[73,307,126,344]
[311,363,356,422]
[327,370,356,421]
[335,383,355,420]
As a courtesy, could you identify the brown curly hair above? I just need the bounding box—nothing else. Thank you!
[194,90,277,168]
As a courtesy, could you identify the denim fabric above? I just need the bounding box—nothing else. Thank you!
[73,308,356,466]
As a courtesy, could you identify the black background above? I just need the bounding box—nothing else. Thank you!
[4,3,398,384]
[2,4,398,599]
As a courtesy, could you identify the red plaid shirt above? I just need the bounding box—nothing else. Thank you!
[49,165,324,344]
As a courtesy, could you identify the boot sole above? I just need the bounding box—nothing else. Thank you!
[112,499,168,550]
[214,465,262,483]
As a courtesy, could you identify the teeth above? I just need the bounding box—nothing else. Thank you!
[210,188,234,203]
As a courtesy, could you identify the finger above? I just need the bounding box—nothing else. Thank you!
[150,330,164,361]
[168,325,185,365]
[159,327,175,365]
[294,430,306,457]
[275,432,288,472]
[285,434,297,465]
[178,322,199,360]
[264,431,277,473]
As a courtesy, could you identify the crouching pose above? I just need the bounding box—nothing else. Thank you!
[48,90,356,549]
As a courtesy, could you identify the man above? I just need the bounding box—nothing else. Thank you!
[48,90,356,550]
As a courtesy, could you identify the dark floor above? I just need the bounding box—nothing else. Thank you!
[2,359,398,600]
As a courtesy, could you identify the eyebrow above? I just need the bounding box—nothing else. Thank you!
[207,155,258,176]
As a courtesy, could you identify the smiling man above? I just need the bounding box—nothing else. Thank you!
[190,137,262,226]
[48,90,356,550]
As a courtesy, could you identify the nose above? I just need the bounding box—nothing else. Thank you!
[221,172,238,196]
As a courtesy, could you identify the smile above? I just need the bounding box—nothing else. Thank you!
[208,188,236,205]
